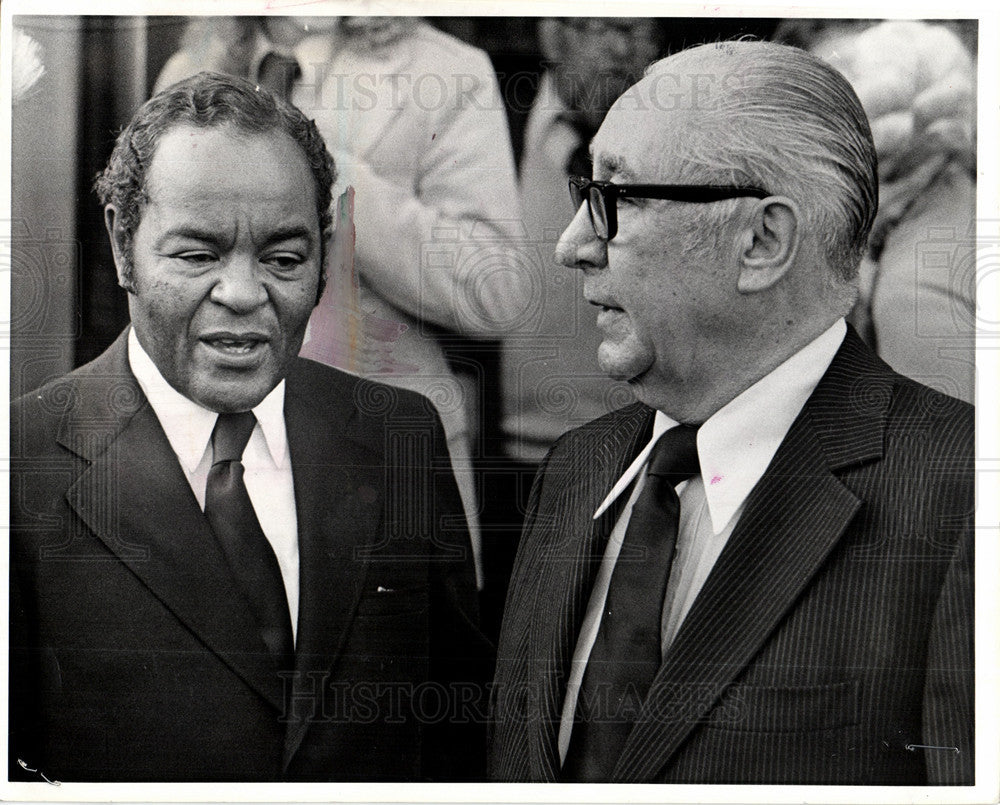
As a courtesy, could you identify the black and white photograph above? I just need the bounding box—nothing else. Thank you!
[3,0,997,801]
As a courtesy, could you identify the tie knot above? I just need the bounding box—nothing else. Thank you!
[647,424,700,484]
[212,411,257,465]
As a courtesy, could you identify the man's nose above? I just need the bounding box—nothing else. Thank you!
[210,258,270,312]
[555,202,608,271]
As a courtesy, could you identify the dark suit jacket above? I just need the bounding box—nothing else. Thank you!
[10,330,490,782]
[489,330,974,785]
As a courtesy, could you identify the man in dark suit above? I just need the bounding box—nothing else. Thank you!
[10,72,486,782]
[489,41,974,785]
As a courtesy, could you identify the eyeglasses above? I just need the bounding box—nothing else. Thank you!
[568,176,770,241]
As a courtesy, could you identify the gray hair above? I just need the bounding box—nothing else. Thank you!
[646,40,878,280]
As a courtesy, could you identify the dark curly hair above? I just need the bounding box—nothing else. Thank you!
[95,71,336,301]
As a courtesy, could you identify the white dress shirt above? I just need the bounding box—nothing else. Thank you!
[558,319,847,762]
[128,329,300,640]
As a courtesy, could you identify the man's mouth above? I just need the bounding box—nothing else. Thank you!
[200,333,269,356]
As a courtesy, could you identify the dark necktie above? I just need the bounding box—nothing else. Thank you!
[205,411,294,670]
[563,424,700,782]
[256,51,301,103]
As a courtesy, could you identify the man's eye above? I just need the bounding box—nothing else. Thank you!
[174,252,216,265]
[263,253,306,270]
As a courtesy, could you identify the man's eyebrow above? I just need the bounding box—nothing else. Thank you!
[264,225,315,245]
[159,224,223,243]
[595,153,637,182]
[158,224,316,247]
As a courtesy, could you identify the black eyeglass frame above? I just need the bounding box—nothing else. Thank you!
[568,175,771,241]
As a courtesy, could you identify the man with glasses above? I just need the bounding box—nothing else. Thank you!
[489,40,973,785]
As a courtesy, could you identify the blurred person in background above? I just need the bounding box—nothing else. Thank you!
[157,16,528,586]
[780,19,977,403]
[482,17,663,637]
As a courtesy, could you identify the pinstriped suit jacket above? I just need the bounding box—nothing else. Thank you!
[489,329,974,785]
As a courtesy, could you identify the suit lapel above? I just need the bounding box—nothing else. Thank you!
[280,362,383,770]
[613,329,893,782]
[614,418,861,781]
[61,333,286,711]
[526,404,654,780]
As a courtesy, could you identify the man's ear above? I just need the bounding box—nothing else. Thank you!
[736,196,800,294]
[103,205,134,292]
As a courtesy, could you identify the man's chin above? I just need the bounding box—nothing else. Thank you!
[597,350,653,385]
[183,349,295,412]
[187,376,279,414]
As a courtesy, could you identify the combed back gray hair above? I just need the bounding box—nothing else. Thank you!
[647,40,878,279]
[95,71,336,299]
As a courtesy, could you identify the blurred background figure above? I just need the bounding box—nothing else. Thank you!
[481,17,664,637]
[778,19,977,403]
[156,16,528,585]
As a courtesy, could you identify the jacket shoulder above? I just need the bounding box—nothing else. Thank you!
[10,355,128,453]
[548,401,653,458]
[288,357,441,423]
[522,402,653,518]
[884,375,974,463]
[888,373,973,422]
[13,342,122,410]
[11,378,67,455]
[807,328,973,469]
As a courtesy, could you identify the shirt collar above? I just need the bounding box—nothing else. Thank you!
[593,319,847,532]
[127,328,288,472]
